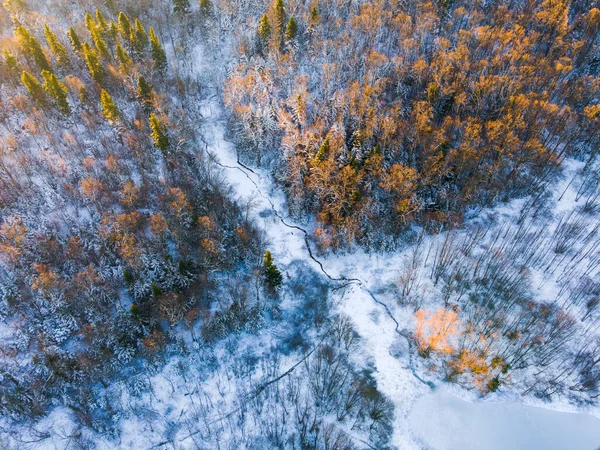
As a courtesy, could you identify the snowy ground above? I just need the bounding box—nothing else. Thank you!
[197,96,600,449]
[5,39,600,450]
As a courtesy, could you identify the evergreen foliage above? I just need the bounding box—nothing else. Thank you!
[117,12,132,42]
[21,70,47,107]
[100,88,119,122]
[149,27,167,73]
[149,113,170,154]
[44,25,69,68]
[15,25,51,72]
[67,26,82,53]
[41,70,70,115]
[82,43,105,84]
[262,250,283,291]
[284,16,297,42]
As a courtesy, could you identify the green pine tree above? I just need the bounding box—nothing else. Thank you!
[107,21,118,44]
[117,12,132,42]
[262,250,283,291]
[41,70,70,115]
[44,25,69,68]
[90,26,111,59]
[130,18,149,57]
[84,12,95,34]
[149,113,170,154]
[100,88,120,122]
[284,16,297,42]
[15,26,51,72]
[21,70,48,107]
[95,8,108,32]
[258,14,271,41]
[173,0,190,14]
[314,137,330,162]
[199,0,211,15]
[83,43,105,85]
[115,43,132,67]
[137,76,153,108]
[273,0,286,33]
[3,50,22,82]
[67,26,82,53]
[149,27,167,73]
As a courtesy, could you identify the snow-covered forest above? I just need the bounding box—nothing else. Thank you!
[0,0,600,448]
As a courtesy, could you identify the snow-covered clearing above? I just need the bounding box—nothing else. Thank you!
[198,93,600,449]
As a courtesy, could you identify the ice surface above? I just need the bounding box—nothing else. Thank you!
[409,388,600,450]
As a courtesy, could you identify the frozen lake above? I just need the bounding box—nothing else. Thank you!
[409,388,600,450]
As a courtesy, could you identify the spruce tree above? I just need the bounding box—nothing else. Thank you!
[310,5,319,28]
[84,12,95,34]
[285,16,297,42]
[199,0,211,15]
[258,14,271,41]
[314,137,330,162]
[90,26,111,59]
[3,50,22,82]
[100,88,119,122]
[107,22,118,44]
[273,0,286,33]
[137,76,153,109]
[83,43,105,85]
[95,8,108,33]
[15,26,51,72]
[149,27,167,73]
[41,70,70,115]
[131,19,149,57]
[262,250,283,291]
[67,27,82,53]
[173,0,190,14]
[21,71,48,107]
[44,25,69,68]
[117,12,132,42]
[115,43,132,67]
[149,113,170,154]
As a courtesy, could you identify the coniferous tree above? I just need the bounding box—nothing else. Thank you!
[115,43,132,68]
[3,50,22,82]
[173,0,190,14]
[41,70,70,115]
[149,27,167,73]
[131,19,149,57]
[21,70,47,107]
[44,25,69,68]
[314,137,330,162]
[117,12,132,42]
[285,16,297,42]
[15,26,51,72]
[83,43,105,85]
[107,22,118,45]
[137,76,153,109]
[149,113,170,154]
[84,12,95,34]
[273,0,286,34]
[199,0,211,15]
[258,14,271,42]
[90,26,111,59]
[95,8,108,33]
[67,26,82,53]
[100,88,119,122]
[262,250,282,291]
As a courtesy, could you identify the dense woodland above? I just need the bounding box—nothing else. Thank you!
[0,0,599,448]
[225,0,600,248]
